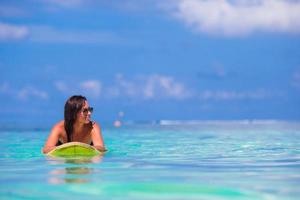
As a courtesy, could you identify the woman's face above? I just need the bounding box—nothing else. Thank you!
[77,100,92,124]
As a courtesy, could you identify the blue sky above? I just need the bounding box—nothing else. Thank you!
[1,0,300,126]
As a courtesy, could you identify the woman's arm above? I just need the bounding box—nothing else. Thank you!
[91,122,106,152]
[42,122,62,154]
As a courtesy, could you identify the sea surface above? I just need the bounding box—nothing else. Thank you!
[0,120,300,200]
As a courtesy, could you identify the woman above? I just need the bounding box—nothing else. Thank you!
[42,95,106,154]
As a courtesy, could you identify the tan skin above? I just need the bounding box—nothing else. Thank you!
[42,101,106,154]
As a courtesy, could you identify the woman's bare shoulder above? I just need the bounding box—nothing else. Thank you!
[90,121,100,128]
[88,121,101,132]
[52,120,65,133]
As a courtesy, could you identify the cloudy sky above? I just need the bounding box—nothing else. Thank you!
[1,0,300,126]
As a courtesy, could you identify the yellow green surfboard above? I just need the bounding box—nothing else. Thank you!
[46,142,102,157]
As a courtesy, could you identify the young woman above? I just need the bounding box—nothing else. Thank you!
[42,95,106,154]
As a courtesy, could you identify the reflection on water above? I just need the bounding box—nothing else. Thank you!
[47,155,103,184]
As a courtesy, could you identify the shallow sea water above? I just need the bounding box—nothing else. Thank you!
[0,120,300,200]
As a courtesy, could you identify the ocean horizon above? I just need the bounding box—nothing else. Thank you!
[0,119,299,130]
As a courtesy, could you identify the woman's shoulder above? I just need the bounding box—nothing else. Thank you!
[52,120,65,133]
[89,121,101,131]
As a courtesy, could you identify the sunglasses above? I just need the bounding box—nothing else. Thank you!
[81,107,93,114]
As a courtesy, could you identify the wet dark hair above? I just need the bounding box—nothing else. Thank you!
[64,95,87,142]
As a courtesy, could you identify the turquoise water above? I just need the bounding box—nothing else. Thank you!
[0,120,300,200]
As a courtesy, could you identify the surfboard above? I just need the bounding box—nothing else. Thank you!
[46,142,102,157]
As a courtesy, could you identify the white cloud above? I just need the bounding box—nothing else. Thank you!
[199,89,271,100]
[54,75,193,100]
[17,86,49,100]
[111,74,193,100]
[164,0,300,36]
[53,75,283,101]
[54,80,102,98]
[0,22,29,40]
[0,82,48,100]
[0,23,123,44]
[143,74,192,99]
[79,80,102,98]
[54,81,69,93]
[28,25,122,44]
[115,74,139,97]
